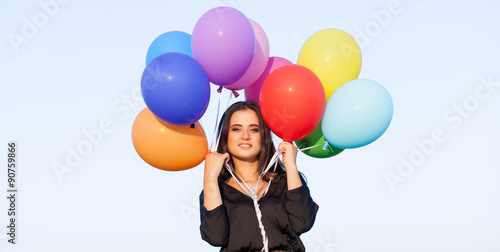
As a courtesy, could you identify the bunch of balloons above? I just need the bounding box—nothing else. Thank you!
[132,6,394,171]
[292,29,394,158]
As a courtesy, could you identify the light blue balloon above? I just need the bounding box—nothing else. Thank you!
[322,79,393,149]
[146,31,192,65]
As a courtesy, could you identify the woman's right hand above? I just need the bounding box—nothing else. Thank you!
[204,151,230,180]
[203,151,229,210]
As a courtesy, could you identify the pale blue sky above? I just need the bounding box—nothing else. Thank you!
[1,0,499,251]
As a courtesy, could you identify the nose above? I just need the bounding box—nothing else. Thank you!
[241,129,251,140]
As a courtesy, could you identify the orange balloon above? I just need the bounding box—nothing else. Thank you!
[132,108,208,171]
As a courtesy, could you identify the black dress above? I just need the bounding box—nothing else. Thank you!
[200,174,319,252]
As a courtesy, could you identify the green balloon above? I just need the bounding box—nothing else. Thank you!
[295,122,344,158]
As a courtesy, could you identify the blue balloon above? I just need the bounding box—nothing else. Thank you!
[146,31,192,65]
[322,79,393,149]
[141,52,210,126]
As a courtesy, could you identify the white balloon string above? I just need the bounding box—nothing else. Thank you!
[209,94,222,151]
[254,198,268,252]
[198,120,204,136]
[262,157,278,196]
[214,91,234,152]
[223,150,280,252]
[225,163,252,196]
[297,141,332,152]
[259,151,280,183]
[226,90,234,108]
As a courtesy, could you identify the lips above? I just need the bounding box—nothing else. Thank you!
[238,143,252,149]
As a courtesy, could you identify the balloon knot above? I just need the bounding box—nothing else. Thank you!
[217,86,223,93]
[190,123,195,129]
[232,90,240,98]
[322,142,329,151]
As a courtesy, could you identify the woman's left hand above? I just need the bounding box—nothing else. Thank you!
[278,141,298,170]
[279,141,303,190]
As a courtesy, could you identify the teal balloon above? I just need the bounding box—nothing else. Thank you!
[322,79,393,149]
[146,31,192,64]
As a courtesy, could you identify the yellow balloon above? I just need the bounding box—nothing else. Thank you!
[298,29,362,100]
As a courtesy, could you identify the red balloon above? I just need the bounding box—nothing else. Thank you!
[259,64,326,141]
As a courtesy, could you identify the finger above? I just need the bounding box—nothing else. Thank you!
[279,147,286,155]
[278,146,284,154]
[222,153,230,163]
[280,145,290,153]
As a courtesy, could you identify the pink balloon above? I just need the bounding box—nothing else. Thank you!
[244,57,293,102]
[224,19,270,91]
[192,7,255,86]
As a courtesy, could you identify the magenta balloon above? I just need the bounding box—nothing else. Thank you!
[244,57,293,102]
[224,19,270,91]
[192,7,255,86]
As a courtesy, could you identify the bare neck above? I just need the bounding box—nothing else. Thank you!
[232,158,260,183]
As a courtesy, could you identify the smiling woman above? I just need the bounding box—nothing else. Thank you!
[227,109,262,165]
[200,101,319,252]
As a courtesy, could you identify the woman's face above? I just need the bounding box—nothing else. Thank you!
[227,109,262,163]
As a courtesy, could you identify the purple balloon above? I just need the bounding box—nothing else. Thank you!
[192,7,255,86]
[224,19,270,91]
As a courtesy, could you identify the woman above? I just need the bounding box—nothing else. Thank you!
[200,101,318,252]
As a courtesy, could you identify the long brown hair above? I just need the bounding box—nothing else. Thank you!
[216,101,285,182]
